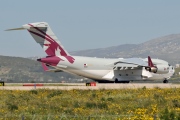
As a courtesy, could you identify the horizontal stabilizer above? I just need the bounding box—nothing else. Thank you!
[5,27,25,31]
[5,22,48,31]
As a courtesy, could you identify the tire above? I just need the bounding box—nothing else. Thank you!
[163,79,168,83]
[115,78,118,83]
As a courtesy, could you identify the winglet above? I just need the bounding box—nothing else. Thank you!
[41,63,49,71]
[148,56,154,67]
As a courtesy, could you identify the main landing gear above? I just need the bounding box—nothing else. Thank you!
[114,78,130,83]
[163,79,168,83]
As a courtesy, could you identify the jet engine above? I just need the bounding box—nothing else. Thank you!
[146,65,169,74]
[145,67,157,73]
[150,67,158,73]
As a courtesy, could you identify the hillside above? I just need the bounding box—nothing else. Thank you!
[0,56,82,83]
[71,33,180,64]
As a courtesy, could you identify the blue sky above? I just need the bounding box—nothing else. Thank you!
[1,0,180,57]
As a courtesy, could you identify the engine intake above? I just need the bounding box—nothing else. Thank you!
[146,67,157,73]
[149,67,158,73]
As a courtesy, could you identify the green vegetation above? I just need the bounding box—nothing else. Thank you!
[0,88,180,119]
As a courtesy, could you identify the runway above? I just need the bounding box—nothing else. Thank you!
[0,83,180,90]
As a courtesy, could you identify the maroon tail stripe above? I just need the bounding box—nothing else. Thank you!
[28,24,75,64]
[28,24,54,42]
[28,30,54,43]
[28,30,55,56]
[28,24,68,56]
[28,30,68,56]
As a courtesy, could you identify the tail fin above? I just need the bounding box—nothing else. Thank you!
[28,22,70,56]
[6,22,69,56]
[6,22,75,63]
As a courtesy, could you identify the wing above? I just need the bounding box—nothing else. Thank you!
[113,58,148,70]
[103,57,154,80]
[103,58,151,79]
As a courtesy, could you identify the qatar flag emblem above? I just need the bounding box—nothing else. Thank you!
[84,64,88,68]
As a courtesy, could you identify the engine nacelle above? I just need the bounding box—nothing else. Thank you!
[150,67,158,73]
[146,67,157,73]
[146,65,169,74]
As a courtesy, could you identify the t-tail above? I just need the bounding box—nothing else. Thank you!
[6,22,75,64]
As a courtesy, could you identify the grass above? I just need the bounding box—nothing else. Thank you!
[0,88,180,119]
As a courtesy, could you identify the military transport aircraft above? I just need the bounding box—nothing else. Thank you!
[7,22,175,83]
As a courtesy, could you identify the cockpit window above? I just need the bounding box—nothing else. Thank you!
[168,64,171,66]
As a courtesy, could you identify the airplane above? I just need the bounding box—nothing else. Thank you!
[6,22,175,83]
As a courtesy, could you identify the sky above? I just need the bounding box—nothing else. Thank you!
[1,0,180,57]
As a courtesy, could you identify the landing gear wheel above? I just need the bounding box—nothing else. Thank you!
[163,79,168,83]
[114,78,118,83]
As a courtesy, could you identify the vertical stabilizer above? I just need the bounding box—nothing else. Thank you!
[6,22,75,63]
[24,22,75,63]
[25,22,69,56]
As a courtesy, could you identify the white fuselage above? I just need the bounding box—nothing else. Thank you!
[55,56,174,82]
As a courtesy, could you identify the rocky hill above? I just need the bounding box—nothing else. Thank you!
[0,56,82,83]
[71,34,180,64]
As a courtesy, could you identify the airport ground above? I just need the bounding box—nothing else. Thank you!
[1,83,180,90]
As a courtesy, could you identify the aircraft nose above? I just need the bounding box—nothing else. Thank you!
[170,66,175,74]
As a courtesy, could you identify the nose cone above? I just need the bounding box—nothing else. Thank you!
[37,56,63,66]
[172,66,175,73]
[168,66,175,75]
